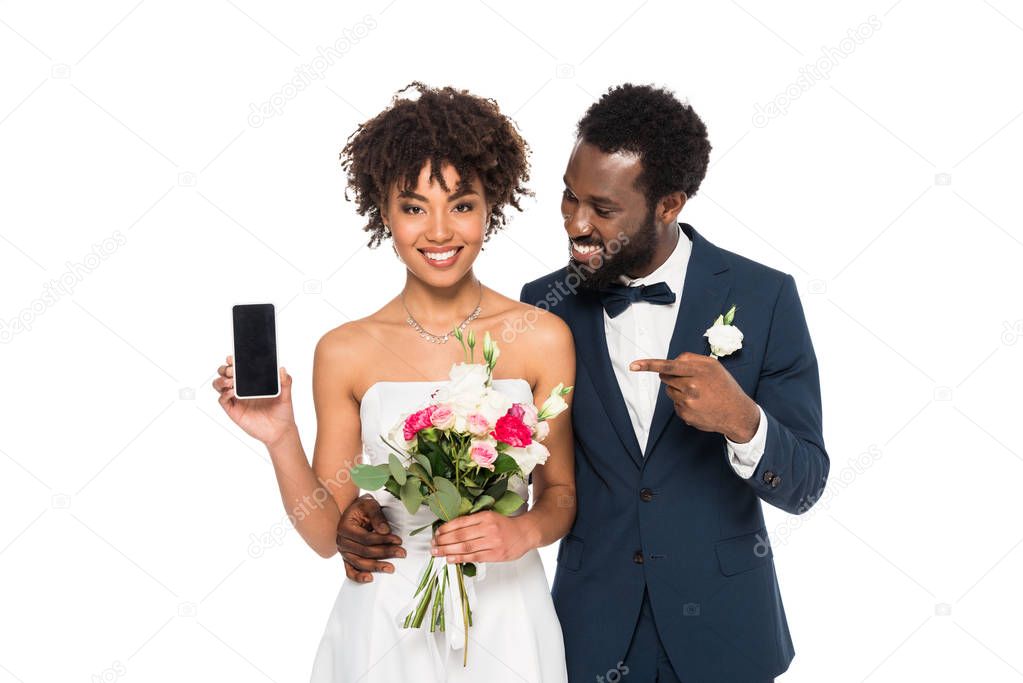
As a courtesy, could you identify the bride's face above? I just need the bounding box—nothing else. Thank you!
[382,161,488,287]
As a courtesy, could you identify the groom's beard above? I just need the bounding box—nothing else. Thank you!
[573,208,659,291]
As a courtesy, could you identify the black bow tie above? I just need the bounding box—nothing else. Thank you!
[598,281,676,318]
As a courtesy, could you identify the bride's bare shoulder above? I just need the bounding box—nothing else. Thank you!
[496,297,574,355]
[315,303,402,362]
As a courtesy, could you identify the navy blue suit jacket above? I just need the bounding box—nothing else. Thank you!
[519,223,829,682]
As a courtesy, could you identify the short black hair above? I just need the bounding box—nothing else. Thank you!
[576,83,711,207]
[341,81,532,248]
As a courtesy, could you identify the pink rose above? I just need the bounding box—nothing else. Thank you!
[430,405,455,430]
[470,441,498,470]
[519,402,539,427]
[403,405,437,441]
[492,410,532,448]
[467,412,491,437]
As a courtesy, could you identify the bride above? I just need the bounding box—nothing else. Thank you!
[213,82,575,682]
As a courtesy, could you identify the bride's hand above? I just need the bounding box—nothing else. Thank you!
[213,355,298,448]
[430,511,539,564]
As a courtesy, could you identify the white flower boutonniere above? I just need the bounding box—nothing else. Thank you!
[704,304,743,359]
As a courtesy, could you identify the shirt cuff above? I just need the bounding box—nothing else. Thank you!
[725,404,768,479]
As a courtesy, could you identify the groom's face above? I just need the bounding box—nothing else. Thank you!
[561,139,659,290]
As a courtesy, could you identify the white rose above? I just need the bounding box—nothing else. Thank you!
[477,386,514,425]
[386,415,412,449]
[446,362,488,395]
[435,363,488,414]
[704,323,743,358]
[533,420,550,441]
[506,441,550,477]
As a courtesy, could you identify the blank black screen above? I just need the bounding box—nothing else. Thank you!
[232,304,279,397]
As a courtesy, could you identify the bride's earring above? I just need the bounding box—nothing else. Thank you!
[386,226,405,264]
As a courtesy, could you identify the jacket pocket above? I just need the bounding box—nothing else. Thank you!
[715,527,772,576]
[557,534,584,571]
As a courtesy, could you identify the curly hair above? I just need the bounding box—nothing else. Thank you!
[577,83,711,207]
[340,81,532,248]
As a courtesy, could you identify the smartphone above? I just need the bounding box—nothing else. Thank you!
[231,303,280,399]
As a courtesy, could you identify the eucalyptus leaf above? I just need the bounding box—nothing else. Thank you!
[350,463,391,491]
[409,463,432,485]
[388,453,407,485]
[430,477,460,521]
[493,490,525,515]
[413,452,432,476]
[409,522,433,536]
[458,496,473,516]
[469,494,495,513]
[400,475,424,515]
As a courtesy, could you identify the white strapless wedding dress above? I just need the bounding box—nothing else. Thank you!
[309,379,568,683]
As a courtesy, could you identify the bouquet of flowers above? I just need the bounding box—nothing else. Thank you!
[350,328,572,665]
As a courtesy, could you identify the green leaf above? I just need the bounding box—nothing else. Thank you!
[408,463,433,486]
[458,496,473,516]
[383,478,400,499]
[409,522,433,536]
[400,475,424,515]
[723,305,737,326]
[469,494,495,513]
[429,477,461,521]
[350,463,391,490]
[493,490,525,515]
[493,453,519,476]
[484,478,508,501]
[413,452,432,476]
[388,453,407,485]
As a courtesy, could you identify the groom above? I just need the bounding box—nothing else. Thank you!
[336,84,829,681]
[514,84,829,682]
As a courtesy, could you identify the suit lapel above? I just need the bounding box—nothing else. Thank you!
[574,289,645,469]
[642,224,732,461]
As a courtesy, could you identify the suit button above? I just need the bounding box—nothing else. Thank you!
[770,475,781,488]
[633,551,644,564]
[639,488,654,502]
[762,470,776,485]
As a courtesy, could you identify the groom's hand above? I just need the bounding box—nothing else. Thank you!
[631,353,760,443]
[336,494,405,583]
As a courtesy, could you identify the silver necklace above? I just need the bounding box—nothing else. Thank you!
[401,281,483,344]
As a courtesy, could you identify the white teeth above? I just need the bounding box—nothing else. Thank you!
[423,249,458,261]
[574,243,602,255]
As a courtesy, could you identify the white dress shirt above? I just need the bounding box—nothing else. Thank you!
[603,223,768,478]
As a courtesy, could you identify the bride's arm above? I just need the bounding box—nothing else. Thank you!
[266,328,363,558]
[516,314,577,549]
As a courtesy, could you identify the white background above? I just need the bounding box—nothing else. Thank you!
[2,1,1022,681]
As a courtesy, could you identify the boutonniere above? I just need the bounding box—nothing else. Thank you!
[704,305,743,359]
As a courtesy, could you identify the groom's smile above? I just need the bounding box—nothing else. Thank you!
[561,139,682,290]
